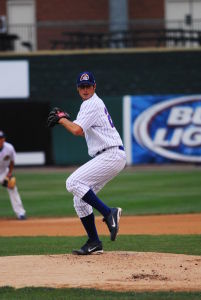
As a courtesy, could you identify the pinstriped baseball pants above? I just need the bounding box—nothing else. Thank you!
[66,147,126,218]
[0,169,26,218]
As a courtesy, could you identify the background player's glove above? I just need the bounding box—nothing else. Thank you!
[2,176,16,189]
[47,107,70,128]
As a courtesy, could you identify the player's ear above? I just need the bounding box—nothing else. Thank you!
[93,83,96,90]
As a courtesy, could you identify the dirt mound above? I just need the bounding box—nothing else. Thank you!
[1,252,201,292]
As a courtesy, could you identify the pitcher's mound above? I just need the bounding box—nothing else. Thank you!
[1,251,201,292]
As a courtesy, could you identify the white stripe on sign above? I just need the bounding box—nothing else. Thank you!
[15,152,45,166]
[123,95,132,165]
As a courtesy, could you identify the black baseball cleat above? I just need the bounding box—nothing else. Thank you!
[72,239,103,255]
[18,215,27,220]
[103,207,122,241]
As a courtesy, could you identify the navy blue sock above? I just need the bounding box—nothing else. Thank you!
[82,189,111,217]
[80,213,99,242]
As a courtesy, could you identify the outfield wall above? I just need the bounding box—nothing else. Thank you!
[0,48,201,165]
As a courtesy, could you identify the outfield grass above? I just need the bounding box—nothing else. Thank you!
[0,167,201,218]
[1,287,201,300]
[0,235,201,256]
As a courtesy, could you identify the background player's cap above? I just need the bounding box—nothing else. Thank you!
[0,130,5,138]
[77,71,96,87]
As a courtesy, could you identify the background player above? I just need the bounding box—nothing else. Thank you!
[0,130,26,220]
[47,71,126,255]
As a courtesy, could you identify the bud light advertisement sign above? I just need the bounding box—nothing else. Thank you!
[123,95,201,164]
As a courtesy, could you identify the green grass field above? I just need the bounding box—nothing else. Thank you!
[1,167,201,218]
[1,235,201,256]
[1,287,201,300]
[0,167,201,299]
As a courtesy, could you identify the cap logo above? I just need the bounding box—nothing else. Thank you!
[80,73,89,81]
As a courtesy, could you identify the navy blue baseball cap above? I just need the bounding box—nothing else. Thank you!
[0,130,5,138]
[76,71,96,87]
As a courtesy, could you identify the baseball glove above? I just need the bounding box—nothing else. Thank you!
[47,107,70,128]
[2,176,16,189]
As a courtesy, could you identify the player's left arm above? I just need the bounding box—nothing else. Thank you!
[47,107,84,136]
[2,160,16,189]
[59,118,84,136]
[7,160,14,177]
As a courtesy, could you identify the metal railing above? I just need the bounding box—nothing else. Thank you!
[1,19,201,52]
[50,29,201,50]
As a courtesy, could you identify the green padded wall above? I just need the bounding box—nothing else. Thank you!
[26,50,201,98]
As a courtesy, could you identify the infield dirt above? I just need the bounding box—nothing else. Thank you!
[0,214,201,292]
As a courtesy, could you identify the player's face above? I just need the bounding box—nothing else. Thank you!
[77,84,96,101]
[0,138,5,149]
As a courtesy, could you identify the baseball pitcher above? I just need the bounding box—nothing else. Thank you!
[47,71,126,255]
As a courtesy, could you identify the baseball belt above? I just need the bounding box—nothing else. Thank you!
[96,145,124,156]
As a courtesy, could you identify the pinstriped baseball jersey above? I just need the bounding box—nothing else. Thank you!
[73,93,123,157]
[0,142,15,178]
[0,141,26,218]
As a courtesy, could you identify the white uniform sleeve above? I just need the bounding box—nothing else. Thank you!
[10,144,16,163]
[73,99,98,132]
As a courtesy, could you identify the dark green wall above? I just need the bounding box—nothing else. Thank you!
[1,49,201,165]
[1,49,201,101]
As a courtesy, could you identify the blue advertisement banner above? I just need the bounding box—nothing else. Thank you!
[123,95,201,164]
